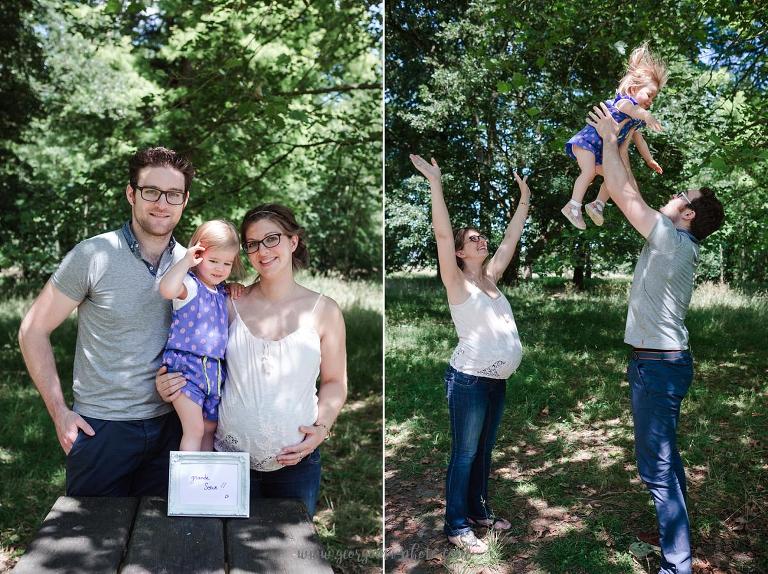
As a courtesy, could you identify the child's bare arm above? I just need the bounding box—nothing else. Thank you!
[632,131,663,174]
[615,99,662,132]
[159,244,203,300]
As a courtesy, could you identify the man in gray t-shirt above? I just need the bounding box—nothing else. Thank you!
[588,104,724,574]
[19,147,194,496]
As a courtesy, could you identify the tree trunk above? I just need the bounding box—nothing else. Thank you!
[500,249,520,285]
[573,265,585,290]
[719,244,724,284]
[572,241,588,290]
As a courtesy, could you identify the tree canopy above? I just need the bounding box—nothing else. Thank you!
[385,0,767,286]
[1,0,382,283]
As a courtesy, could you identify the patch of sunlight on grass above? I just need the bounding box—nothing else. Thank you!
[444,528,509,572]
[385,416,424,448]
[515,481,539,497]
[0,448,16,464]
[21,423,44,443]
[690,281,768,310]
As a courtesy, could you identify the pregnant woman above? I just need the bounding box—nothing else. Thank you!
[410,154,530,554]
[157,204,347,516]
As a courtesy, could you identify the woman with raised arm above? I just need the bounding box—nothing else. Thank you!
[409,154,530,554]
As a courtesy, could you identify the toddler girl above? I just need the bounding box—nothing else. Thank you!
[562,43,668,229]
[159,219,244,451]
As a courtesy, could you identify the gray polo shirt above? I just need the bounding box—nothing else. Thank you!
[51,223,186,420]
[625,215,700,350]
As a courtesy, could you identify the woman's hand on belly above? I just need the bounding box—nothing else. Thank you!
[276,424,325,466]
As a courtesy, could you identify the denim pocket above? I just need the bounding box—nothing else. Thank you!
[446,366,478,388]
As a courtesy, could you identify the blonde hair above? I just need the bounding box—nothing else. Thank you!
[617,43,669,96]
[188,219,245,279]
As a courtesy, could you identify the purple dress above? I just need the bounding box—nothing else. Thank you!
[162,272,229,421]
[565,93,646,165]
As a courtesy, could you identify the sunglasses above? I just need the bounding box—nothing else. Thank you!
[674,191,693,208]
[465,234,488,244]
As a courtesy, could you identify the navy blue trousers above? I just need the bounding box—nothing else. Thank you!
[66,412,182,496]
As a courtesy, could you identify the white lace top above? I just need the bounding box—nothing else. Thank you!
[213,296,321,471]
[448,284,523,379]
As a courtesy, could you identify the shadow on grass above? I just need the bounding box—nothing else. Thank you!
[385,275,767,573]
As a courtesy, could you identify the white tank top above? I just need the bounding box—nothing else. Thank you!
[214,295,322,471]
[448,284,523,379]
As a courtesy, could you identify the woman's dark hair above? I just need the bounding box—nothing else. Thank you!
[453,227,474,270]
[128,147,195,193]
[689,187,725,241]
[240,204,309,270]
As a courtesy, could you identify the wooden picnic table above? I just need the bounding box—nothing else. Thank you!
[13,496,334,573]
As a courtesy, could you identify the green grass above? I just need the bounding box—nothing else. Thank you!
[0,274,382,574]
[385,275,767,574]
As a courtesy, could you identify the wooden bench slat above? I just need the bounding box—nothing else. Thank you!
[120,497,225,574]
[227,499,333,574]
[13,496,138,574]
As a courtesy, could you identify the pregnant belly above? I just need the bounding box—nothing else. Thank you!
[213,400,317,472]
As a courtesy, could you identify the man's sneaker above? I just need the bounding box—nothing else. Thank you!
[585,201,605,226]
[561,203,586,230]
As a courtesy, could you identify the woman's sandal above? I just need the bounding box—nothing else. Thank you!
[467,516,512,531]
[447,531,488,554]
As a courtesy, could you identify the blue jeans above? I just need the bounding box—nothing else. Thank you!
[629,350,694,574]
[444,365,507,537]
[66,412,182,496]
[250,448,322,517]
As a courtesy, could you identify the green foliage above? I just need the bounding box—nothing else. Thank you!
[385,0,767,284]
[1,0,382,281]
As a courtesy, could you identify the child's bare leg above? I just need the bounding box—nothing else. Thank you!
[562,147,596,229]
[570,146,597,203]
[585,166,608,226]
[201,419,217,452]
[173,394,205,451]
[595,185,610,205]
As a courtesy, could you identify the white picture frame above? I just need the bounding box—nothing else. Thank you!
[167,451,250,517]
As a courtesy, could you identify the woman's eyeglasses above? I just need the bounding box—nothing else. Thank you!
[242,233,282,254]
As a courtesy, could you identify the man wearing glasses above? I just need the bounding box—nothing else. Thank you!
[19,147,194,496]
[587,104,724,574]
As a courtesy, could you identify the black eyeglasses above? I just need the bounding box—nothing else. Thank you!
[674,191,693,208]
[132,183,187,205]
[466,234,488,244]
[242,233,282,254]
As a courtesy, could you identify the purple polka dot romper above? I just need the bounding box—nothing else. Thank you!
[565,93,647,165]
[162,273,229,421]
